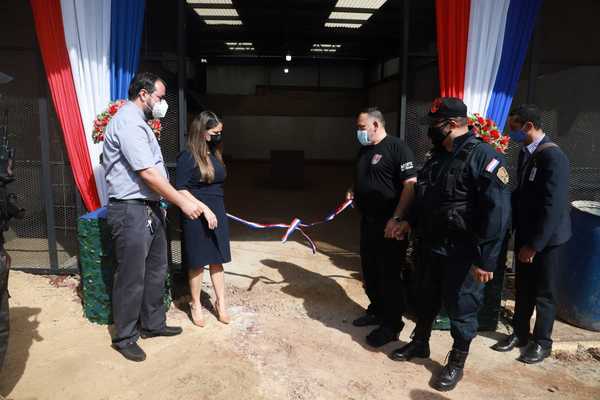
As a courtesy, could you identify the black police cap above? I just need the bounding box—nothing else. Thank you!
[420,97,468,125]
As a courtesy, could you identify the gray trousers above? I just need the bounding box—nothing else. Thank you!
[107,202,168,348]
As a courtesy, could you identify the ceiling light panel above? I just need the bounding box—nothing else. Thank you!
[314,44,341,48]
[329,12,372,20]
[204,19,242,25]
[335,0,387,9]
[194,9,238,17]
[187,0,233,4]
[325,22,362,29]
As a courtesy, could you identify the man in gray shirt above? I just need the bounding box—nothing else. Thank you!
[103,72,204,362]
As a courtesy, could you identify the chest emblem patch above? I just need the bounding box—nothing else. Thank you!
[497,166,510,185]
[371,154,383,165]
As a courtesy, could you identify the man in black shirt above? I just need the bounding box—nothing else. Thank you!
[348,107,417,347]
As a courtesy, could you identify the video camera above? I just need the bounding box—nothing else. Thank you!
[0,110,25,229]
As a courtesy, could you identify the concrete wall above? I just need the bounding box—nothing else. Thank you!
[201,64,366,160]
[206,64,365,95]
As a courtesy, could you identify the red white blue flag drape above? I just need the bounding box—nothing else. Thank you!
[30,0,145,211]
[435,0,543,131]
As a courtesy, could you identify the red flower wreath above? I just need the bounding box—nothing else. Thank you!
[468,113,509,153]
[92,100,162,143]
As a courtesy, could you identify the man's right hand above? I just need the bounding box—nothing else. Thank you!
[181,199,203,220]
[393,221,411,240]
[346,189,354,201]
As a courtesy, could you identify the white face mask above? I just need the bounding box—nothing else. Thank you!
[356,129,371,146]
[152,99,168,119]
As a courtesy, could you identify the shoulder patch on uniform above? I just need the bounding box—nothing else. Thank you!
[400,161,414,171]
[496,166,509,185]
[485,158,500,173]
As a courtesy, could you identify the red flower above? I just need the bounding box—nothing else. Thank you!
[93,99,161,143]
[490,130,500,139]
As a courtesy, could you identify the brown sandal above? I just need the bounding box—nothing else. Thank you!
[189,302,205,327]
[214,301,231,324]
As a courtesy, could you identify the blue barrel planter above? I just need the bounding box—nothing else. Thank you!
[556,201,600,331]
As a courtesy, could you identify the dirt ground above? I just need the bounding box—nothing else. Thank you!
[2,163,600,399]
[3,241,600,400]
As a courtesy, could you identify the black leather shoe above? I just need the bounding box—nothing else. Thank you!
[491,334,528,352]
[390,340,431,362]
[518,342,551,364]
[140,326,183,339]
[432,349,468,392]
[352,314,381,327]
[114,342,146,362]
[366,326,399,347]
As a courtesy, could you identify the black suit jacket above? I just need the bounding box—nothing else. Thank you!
[512,135,572,251]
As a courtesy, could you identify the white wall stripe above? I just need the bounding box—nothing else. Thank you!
[61,0,112,205]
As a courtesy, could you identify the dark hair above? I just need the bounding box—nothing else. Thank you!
[127,72,166,101]
[187,111,225,183]
[509,104,542,129]
[359,107,386,127]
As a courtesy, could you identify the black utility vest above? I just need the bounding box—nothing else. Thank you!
[415,136,483,245]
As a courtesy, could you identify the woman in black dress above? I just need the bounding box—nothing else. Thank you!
[176,111,231,326]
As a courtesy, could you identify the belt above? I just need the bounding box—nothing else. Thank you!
[109,198,159,207]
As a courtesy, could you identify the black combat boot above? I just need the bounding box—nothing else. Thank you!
[432,348,468,392]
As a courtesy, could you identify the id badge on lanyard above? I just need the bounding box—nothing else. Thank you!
[529,167,537,182]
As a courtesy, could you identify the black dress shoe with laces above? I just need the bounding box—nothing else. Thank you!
[491,334,528,352]
[432,349,468,392]
[114,342,146,362]
[366,326,399,347]
[390,340,431,361]
[352,314,381,327]
[140,326,183,339]
[518,342,551,364]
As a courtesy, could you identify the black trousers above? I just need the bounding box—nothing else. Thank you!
[107,202,168,348]
[360,217,407,332]
[513,242,561,349]
[413,245,484,351]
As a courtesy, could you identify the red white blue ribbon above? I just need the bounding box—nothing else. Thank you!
[226,199,354,254]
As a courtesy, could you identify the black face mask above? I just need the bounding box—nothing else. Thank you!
[209,133,223,145]
[427,123,449,147]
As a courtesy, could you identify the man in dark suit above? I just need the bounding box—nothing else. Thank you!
[492,104,571,364]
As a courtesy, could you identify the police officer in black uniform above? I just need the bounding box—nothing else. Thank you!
[348,107,417,348]
[390,98,511,392]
